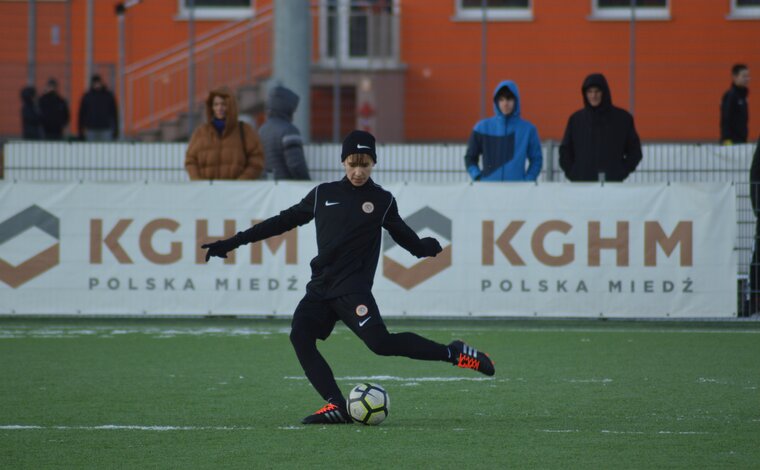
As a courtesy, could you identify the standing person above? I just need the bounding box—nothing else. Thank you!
[259,85,311,180]
[78,74,119,141]
[20,86,42,140]
[38,78,70,140]
[748,135,760,315]
[559,73,642,182]
[185,86,264,180]
[720,64,750,145]
[464,80,543,182]
[202,130,495,424]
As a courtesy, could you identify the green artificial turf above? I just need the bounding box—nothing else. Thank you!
[0,318,758,469]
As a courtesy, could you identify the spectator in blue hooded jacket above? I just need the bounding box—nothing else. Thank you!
[464,80,543,181]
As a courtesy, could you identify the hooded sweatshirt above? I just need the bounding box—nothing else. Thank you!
[185,86,264,180]
[464,80,543,181]
[78,76,119,136]
[559,73,642,182]
[259,86,311,180]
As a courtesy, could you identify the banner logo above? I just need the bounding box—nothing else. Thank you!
[382,207,452,290]
[0,205,60,288]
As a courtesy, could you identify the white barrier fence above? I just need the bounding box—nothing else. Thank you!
[4,141,755,184]
[3,141,756,278]
[0,181,737,318]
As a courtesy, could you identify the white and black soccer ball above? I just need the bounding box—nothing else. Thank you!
[347,383,390,425]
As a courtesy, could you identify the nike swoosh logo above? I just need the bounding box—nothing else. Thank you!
[325,201,340,206]
[358,316,371,327]
[357,144,372,149]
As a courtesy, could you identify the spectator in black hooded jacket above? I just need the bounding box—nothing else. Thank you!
[39,78,70,140]
[20,86,42,140]
[720,64,750,145]
[559,73,642,182]
[78,74,119,141]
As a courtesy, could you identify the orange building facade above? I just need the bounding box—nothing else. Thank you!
[1,0,758,143]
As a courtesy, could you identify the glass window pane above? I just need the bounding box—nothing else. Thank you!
[737,0,760,6]
[187,0,250,7]
[462,0,529,7]
[327,1,337,58]
[598,0,666,6]
[349,14,368,57]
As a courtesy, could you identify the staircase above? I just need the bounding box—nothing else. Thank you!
[125,5,274,142]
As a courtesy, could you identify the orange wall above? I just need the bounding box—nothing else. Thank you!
[2,0,758,143]
[401,0,759,142]
[0,0,263,137]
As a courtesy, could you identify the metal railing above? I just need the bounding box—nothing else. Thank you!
[124,6,273,135]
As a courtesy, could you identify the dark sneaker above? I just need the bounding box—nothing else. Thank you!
[448,340,495,376]
[301,402,352,425]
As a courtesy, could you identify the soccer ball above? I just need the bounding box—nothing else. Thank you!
[347,383,390,425]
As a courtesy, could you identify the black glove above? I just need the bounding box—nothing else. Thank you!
[201,235,241,262]
[419,237,442,258]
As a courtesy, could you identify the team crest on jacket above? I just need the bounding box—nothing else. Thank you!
[355,304,369,317]
[362,202,374,213]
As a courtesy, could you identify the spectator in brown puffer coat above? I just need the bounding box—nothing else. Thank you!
[185,86,264,180]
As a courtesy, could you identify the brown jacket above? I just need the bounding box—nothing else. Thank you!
[185,87,264,180]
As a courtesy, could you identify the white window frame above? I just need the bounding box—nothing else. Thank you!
[728,0,760,19]
[453,0,534,22]
[176,0,254,21]
[589,0,670,21]
[318,0,401,69]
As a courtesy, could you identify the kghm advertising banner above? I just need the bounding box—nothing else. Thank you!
[0,182,736,317]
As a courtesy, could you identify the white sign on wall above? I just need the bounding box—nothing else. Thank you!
[0,181,737,318]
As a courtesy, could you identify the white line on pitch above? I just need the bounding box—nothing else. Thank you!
[0,425,258,431]
[537,429,710,435]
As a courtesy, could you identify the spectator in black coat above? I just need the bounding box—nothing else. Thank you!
[720,63,750,145]
[559,73,642,182]
[39,78,70,140]
[78,74,119,141]
[20,86,42,140]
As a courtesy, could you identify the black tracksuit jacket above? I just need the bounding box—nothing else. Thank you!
[720,83,749,144]
[236,177,429,298]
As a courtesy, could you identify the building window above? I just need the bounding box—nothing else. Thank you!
[454,0,533,21]
[729,0,760,19]
[320,0,399,68]
[177,0,253,20]
[591,0,670,21]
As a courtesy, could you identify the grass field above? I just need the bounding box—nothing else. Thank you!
[1,317,759,469]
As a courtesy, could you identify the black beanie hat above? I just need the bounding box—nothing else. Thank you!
[341,130,377,163]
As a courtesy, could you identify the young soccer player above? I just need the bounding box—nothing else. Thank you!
[202,130,495,424]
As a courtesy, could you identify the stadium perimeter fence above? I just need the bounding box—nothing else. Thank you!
[2,140,756,283]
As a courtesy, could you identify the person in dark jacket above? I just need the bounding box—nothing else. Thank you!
[78,74,119,141]
[38,78,70,140]
[20,86,43,140]
[259,85,311,180]
[560,73,642,182]
[720,64,750,145]
[201,130,495,425]
[748,136,760,315]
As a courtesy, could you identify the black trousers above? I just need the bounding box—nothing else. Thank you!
[289,292,448,404]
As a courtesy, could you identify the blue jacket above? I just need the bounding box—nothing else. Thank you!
[464,80,543,181]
